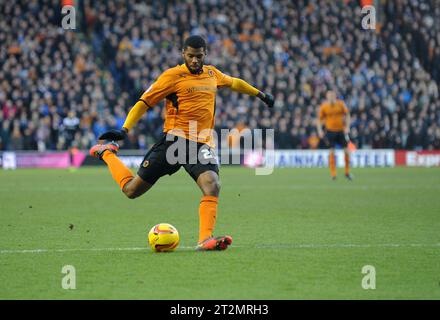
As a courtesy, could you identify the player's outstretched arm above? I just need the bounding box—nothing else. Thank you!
[99,68,174,141]
[230,77,274,108]
[99,100,148,141]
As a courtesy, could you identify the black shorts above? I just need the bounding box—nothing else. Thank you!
[325,130,348,148]
[137,134,219,185]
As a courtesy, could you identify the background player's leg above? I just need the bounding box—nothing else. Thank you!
[344,148,350,175]
[122,175,153,199]
[329,148,336,179]
[343,148,352,180]
[196,170,220,243]
[341,131,352,180]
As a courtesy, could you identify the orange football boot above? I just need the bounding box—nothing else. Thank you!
[89,142,119,160]
[196,235,232,251]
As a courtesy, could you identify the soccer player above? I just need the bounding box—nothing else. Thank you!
[89,35,274,251]
[316,90,352,180]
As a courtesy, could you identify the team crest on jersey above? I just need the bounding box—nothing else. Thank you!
[208,69,214,77]
[142,160,149,168]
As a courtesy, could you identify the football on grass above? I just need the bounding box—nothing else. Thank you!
[148,223,180,252]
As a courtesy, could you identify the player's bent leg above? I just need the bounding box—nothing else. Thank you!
[122,175,153,199]
[90,142,136,189]
[90,142,155,198]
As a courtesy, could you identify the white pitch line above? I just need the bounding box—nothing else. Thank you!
[0,246,195,254]
[1,243,440,254]
[255,243,440,249]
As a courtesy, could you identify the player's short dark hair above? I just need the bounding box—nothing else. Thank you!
[183,35,207,51]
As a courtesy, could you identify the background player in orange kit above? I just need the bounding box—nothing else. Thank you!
[316,90,353,180]
[89,35,274,251]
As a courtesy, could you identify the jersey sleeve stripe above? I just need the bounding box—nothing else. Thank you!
[138,99,153,108]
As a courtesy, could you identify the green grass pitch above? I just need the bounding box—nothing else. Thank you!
[0,166,439,299]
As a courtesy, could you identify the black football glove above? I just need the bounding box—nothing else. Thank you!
[98,129,128,141]
[259,92,274,108]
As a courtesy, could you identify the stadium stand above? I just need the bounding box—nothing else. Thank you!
[0,0,439,151]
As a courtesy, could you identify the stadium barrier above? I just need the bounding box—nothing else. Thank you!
[0,150,86,169]
[265,150,440,168]
[1,149,440,169]
[270,149,395,168]
[395,150,440,167]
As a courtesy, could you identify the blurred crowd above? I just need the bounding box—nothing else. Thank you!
[0,0,439,152]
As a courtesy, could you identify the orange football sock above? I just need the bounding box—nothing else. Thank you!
[102,151,134,189]
[345,153,350,175]
[198,196,218,243]
[329,152,336,177]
